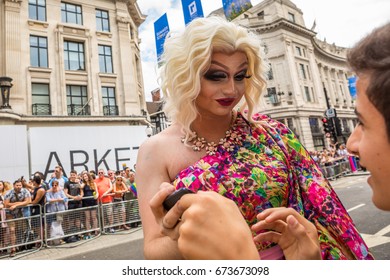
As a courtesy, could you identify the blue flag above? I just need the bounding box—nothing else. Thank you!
[348,76,357,99]
[222,0,252,21]
[181,0,204,25]
[154,13,170,66]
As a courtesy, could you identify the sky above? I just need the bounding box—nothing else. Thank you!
[137,0,390,101]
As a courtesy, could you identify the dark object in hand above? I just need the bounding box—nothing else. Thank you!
[163,188,194,211]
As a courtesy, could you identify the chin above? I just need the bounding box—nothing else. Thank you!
[372,197,390,211]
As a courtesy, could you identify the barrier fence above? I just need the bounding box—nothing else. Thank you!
[0,195,140,258]
[319,156,362,181]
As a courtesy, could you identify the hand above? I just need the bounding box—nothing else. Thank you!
[165,191,259,260]
[149,182,180,240]
[252,207,321,260]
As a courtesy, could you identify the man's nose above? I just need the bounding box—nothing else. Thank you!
[346,125,361,156]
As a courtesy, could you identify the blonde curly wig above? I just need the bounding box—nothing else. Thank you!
[159,16,267,140]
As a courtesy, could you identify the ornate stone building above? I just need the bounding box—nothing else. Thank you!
[0,0,147,127]
[211,0,357,151]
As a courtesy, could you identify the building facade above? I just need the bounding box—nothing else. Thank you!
[0,0,147,125]
[212,0,357,151]
[0,0,149,180]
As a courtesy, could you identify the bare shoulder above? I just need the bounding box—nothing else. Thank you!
[137,125,180,170]
[138,125,181,160]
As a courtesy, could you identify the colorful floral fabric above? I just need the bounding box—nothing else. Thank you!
[172,112,373,260]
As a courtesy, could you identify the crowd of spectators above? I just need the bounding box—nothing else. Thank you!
[308,143,363,179]
[309,143,350,166]
[0,165,139,257]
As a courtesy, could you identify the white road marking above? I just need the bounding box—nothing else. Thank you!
[361,225,390,248]
[347,203,365,212]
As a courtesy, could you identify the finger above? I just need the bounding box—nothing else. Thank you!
[286,215,316,241]
[161,219,182,241]
[252,219,287,233]
[257,207,307,225]
[163,201,186,229]
[149,183,175,218]
[254,231,282,244]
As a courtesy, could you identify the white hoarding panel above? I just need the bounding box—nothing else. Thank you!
[0,125,29,182]
[29,125,148,180]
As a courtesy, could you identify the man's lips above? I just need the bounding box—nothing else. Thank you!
[216,98,235,106]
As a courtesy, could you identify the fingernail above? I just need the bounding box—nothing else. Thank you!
[288,215,298,227]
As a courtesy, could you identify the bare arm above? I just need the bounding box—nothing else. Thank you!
[136,136,182,259]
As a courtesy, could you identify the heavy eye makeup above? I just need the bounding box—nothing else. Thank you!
[204,69,250,82]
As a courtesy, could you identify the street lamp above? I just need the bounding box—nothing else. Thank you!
[145,125,153,137]
[0,76,13,109]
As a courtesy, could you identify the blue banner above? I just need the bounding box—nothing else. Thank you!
[222,0,252,21]
[154,13,170,66]
[348,76,357,99]
[181,0,204,25]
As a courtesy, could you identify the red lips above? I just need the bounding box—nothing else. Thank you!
[216,98,235,106]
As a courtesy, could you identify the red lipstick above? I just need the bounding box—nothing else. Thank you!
[216,98,234,106]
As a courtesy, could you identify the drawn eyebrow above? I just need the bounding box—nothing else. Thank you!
[210,60,248,71]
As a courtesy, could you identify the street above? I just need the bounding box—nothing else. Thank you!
[62,175,389,260]
[332,175,390,260]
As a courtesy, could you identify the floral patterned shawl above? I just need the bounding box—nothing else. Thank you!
[172,112,373,260]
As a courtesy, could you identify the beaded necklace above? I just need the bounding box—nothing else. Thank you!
[181,111,242,156]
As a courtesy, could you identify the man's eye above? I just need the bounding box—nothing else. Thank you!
[204,72,227,81]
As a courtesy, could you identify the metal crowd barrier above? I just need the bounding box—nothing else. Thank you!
[320,158,359,180]
[0,195,140,258]
[0,205,43,255]
[44,197,102,247]
[100,194,141,234]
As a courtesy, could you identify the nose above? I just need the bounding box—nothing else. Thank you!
[223,77,238,95]
[346,124,361,156]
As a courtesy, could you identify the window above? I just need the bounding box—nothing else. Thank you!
[306,65,311,80]
[64,41,85,71]
[299,63,307,79]
[313,136,325,150]
[267,87,280,104]
[304,86,312,102]
[99,45,113,73]
[288,12,295,23]
[29,0,46,21]
[267,63,274,80]
[102,87,118,115]
[96,9,110,32]
[257,11,264,20]
[295,46,302,56]
[66,85,89,115]
[61,2,83,25]
[309,117,321,134]
[30,35,48,67]
[32,83,51,115]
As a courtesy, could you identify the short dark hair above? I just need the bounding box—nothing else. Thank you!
[13,179,22,185]
[33,175,41,185]
[347,22,390,139]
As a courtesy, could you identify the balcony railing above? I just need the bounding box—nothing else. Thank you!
[67,104,91,116]
[103,105,119,116]
[32,103,51,115]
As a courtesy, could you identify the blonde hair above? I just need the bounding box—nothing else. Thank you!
[1,181,12,195]
[159,16,267,139]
